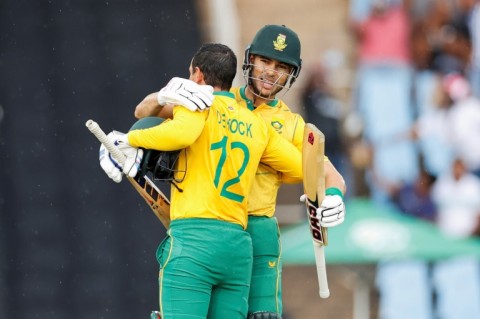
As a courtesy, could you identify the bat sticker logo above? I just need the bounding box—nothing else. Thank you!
[308,132,315,145]
[307,200,324,242]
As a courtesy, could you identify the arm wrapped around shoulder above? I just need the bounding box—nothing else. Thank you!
[157,77,214,111]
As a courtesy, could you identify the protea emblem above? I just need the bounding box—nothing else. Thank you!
[273,34,287,51]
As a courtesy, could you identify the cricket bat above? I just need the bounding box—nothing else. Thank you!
[302,123,330,298]
[86,119,171,228]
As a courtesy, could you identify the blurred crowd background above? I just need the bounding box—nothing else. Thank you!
[1,0,480,318]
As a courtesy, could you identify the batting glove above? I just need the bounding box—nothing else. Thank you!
[99,131,144,183]
[300,188,345,227]
[99,143,122,183]
[157,77,214,112]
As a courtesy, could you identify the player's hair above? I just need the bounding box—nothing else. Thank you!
[192,43,237,91]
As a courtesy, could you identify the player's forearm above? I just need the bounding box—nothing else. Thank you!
[134,92,173,119]
[282,160,347,195]
[325,160,346,196]
[134,92,162,118]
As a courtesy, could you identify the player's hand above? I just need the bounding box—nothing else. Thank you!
[99,131,144,183]
[157,77,214,111]
[300,193,345,227]
[99,143,123,183]
[319,195,345,227]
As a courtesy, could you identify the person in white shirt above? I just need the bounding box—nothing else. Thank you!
[431,157,480,237]
[442,73,480,177]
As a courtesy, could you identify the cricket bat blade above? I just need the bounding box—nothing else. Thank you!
[302,123,330,298]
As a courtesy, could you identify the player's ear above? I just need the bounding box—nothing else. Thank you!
[191,66,205,85]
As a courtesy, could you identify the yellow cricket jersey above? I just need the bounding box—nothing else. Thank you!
[230,86,328,217]
[128,92,302,229]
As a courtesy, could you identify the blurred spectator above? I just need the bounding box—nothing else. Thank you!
[411,0,471,75]
[410,0,465,126]
[449,0,474,68]
[349,0,419,204]
[410,74,455,176]
[301,60,346,175]
[408,72,480,178]
[443,73,480,177]
[431,157,480,238]
[430,157,480,319]
[391,164,437,222]
[350,0,411,65]
[370,156,437,221]
[410,0,450,73]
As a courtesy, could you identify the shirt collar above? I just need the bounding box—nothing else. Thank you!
[240,86,278,110]
[213,91,235,98]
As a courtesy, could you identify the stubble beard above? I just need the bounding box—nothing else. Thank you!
[250,77,283,100]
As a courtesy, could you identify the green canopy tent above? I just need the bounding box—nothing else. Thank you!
[281,198,480,265]
[281,198,480,318]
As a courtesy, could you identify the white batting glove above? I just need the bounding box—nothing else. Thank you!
[157,77,214,111]
[300,191,345,227]
[99,143,123,183]
[98,131,144,183]
[318,195,345,227]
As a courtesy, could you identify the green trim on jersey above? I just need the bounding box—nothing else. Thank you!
[240,86,278,110]
[213,91,235,98]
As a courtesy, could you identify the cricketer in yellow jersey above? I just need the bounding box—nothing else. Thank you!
[231,25,347,318]
[99,43,304,319]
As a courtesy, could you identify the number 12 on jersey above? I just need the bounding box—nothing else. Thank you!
[210,136,250,203]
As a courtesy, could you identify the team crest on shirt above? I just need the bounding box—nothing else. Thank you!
[271,118,284,133]
[268,261,277,268]
[273,34,287,51]
[227,105,234,111]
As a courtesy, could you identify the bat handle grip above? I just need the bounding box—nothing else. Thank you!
[85,119,126,165]
[314,243,330,298]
